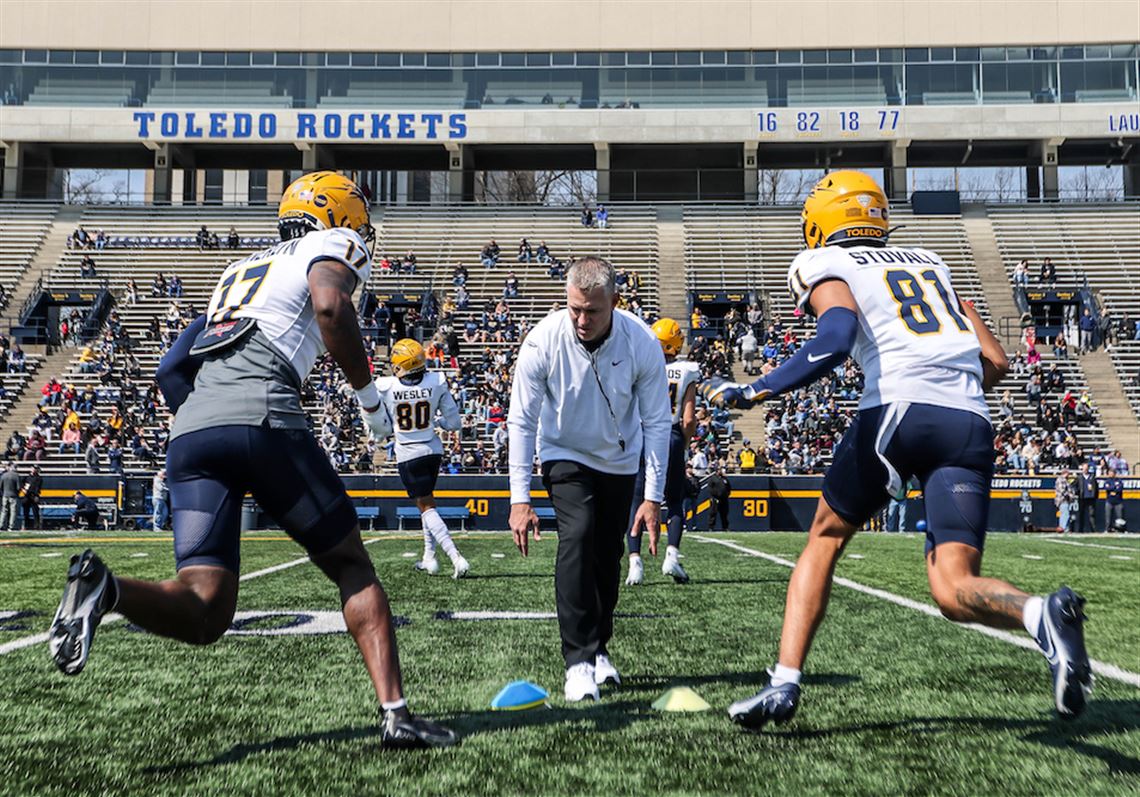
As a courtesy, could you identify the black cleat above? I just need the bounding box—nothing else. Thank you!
[49,549,117,676]
[1036,586,1094,719]
[380,708,459,749]
[728,672,801,731]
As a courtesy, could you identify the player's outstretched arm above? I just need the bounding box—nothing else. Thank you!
[960,299,1010,391]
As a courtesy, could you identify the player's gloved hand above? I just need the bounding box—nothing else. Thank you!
[701,378,763,409]
[355,381,393,440]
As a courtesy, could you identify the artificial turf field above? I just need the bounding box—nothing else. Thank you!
[2,529,1138,797]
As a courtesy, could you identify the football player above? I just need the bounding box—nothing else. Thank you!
[48,172,456,749]
[377,339,469,578]
[706,171,1092,728]
[626,318,700,585]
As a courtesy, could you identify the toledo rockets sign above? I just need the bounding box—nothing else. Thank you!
[132,111,468,141]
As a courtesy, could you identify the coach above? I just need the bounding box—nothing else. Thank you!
[508,256,670,702]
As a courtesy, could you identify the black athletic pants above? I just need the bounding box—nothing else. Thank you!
[543,459,637,668]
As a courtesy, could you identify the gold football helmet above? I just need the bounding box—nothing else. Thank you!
[278,171,374,248]
[801,170,889,249]
[390,338,427,377]
[651,317,684,357]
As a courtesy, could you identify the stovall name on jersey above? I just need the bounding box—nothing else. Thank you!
[393,388,433,401]
[848,248,941,266]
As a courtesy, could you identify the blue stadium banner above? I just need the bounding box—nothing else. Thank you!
[132,111,468,141]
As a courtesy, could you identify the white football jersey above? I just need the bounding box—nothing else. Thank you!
[376,370,461,462]
[666,359,702,426]
[204,227,372,381]
[787,244,988,419]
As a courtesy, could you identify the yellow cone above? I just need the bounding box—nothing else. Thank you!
[651,686,711,712]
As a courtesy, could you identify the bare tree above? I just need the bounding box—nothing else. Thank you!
[62,169,111,203]
[1062,166,1122,202]
[756,169,824,205]
[475,170,596,205]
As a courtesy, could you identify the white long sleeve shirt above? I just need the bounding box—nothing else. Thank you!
[508,307,671,504]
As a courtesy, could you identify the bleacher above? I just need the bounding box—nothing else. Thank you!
[145,79,294,108]
[317,80,468,109]
[27,78,134,107]
[0,202,58,312]
[989,204,1140,420]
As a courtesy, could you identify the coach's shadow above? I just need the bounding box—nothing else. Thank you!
[768,699,1140,776]
[621,671,860,693]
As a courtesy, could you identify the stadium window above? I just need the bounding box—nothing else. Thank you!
[878,48,903,63]
[0,50,19,64]
[702,51,726,65]
[303,52,323,66]
[727,51,749,65]
[426,53,450,67]
[853,49,877,63]
[1085,45,1110,59]
[905,48,929,63]
[201,51,225,66]
[777,50,801,64]
[930,48,954,63]
[677,51,700,66]
[327,52,349,66]
[75,50,98,65]
[803,49,827,64]
[981,48,1005,62]
[501,53,524,67]
[753,50,776,65]
[226,52,250,66]
[1005,47,1031,62]
[626,52,649,66]
[1032,47,1057,60]
[652,51,676,66]
[251,52,274,66]
[552,52,574,66]
[956,47,980,62]
[1060,46,1084,60]
[526,52,551,67]
[175,51,198,65]
[48,50,74,64]
[576,52,599,66]
[24,50,47,63]
[378,53,401,67]
[123,51,148,65]
[350,52,375,67]
[828,49,853,64]
[277,52,300,66]
[1110,44,1136,59]
[455,53,477,67]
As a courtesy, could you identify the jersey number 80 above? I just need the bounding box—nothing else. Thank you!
[394,401,432,431]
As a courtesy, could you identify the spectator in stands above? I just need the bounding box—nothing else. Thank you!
[39,378,62,407]
[151,273,167,298]
[739,328,759,375]
[580,203,593,228]
[503,272,520,299]
[517,238,533,263]
[1052,332,1069,360]
[73,226,91,250]
[1099,303,1116,350]
[4,432,23,461]
[79,254,97,278]
[1078,308,1096,353]
[689,440,709,478]
[536,241,551,264]
[7,343,24,374]
[84,440,101,474]
[1039,257,1056,286]
[21,465,41,530]
[1026,343,1042,366]
[22,430,45,462]
[227,227,240,249]
[208,230,220,249]
[168,274,184,298]
[94,229,107,251]
[452,262,469,286]
[59,411,82,454]
[401,251,417,275]
[1055,469,1077,532]
[738,439,757,473]
[1013,259,1030,287]
[596,204,608,229]
[72,491,100,530]
[480,239,501,268]
[1106,449,1129,474]
[125,278,139,305]
[691,307,707,331]
[196,225,209,250]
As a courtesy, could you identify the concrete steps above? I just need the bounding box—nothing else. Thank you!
[961,205,1021,339]
[1078,349,1140,467]
[0,347,73,444]
[7,205,88,324]
[656,206,688,325]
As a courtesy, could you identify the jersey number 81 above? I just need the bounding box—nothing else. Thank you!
[884,268,970,336]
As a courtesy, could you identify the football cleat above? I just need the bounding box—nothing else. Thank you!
[415,556,440,575]
[594,653,621,687]
[728,672,801,731]
[452,557,470,580]
[1035,586,1094,718]
[662,551,690,584]
[564,662,600,702]
[625,556,644,586]
[49,549,117,676]
[379,708,458,749]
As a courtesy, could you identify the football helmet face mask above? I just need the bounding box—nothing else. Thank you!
[278,171,375,251]
[801,170,889,249]
[652,317,684,358]
[390,338,427,378]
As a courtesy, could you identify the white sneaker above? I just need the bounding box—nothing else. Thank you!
[415,556,439,575]
[625,556,643,586]
[564,662,600,702]
[452,556,470,579]
[594,653,621,686]
[662,549,690,584]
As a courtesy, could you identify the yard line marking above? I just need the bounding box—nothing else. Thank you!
[1040,538,1138,552]
[1109,555,1132,561]
[1022,554,1044,560]
[130,552,149,558]
[1,537,384,657]
[692,535,1140,689]
[39,552,62,558]
[847,554,865,560]
[401,552,417,558]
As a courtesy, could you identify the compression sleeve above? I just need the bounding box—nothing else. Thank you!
[156,314,207,413]
[747,307,858,401]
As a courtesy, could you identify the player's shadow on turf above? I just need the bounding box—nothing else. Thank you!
[635,576,787,588]
[770,699,1140,776]
[146,726,382,774]
[443,699,648,737]
[621,672,860,693]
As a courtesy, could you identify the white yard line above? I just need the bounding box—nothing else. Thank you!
[1,537,384,657]
[1040,538,1139,553]
[692,534,1140,689]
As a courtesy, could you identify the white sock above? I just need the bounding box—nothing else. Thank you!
[422,526,435,559]
[1022,595,1045,641]
[666,545,679,559]
[769,663,802,687]
[422,508,461,563]
[381,698,406,711]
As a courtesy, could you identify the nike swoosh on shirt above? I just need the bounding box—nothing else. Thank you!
[612,360,623,366]
[807,352,831,363]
